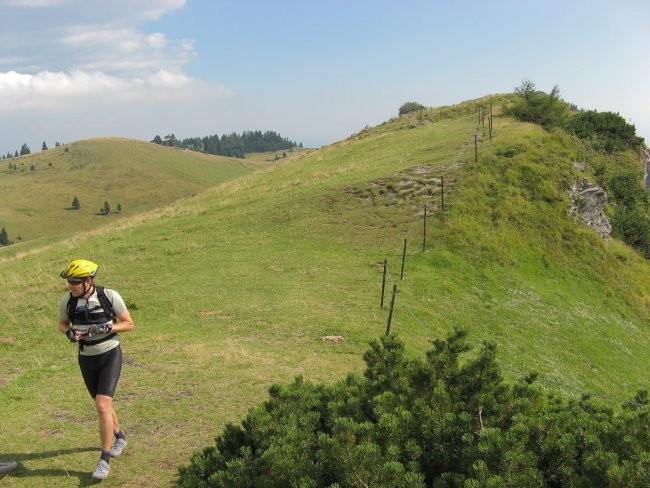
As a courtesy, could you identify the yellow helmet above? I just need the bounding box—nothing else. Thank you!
[60,259,99,279]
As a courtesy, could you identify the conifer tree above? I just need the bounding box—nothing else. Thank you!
[0,227,10,246]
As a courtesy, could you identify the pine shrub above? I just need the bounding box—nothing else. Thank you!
[178,329,649,487]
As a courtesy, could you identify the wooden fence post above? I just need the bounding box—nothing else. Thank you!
[422,204,427,252]
[489,96,493,140]
[380,259,387,308]
[400,238,407,279]
[385,284,397,335]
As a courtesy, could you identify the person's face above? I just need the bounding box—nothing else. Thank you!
[67,278,86,297]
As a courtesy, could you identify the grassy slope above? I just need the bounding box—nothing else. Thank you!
[0,137,261,243]
[0,97,648,487]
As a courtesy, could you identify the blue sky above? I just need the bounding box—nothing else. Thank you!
[0,0,648,153]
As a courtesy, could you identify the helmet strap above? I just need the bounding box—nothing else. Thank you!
[82,279,95,299]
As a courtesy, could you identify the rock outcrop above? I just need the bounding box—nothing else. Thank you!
[568,178,612,239]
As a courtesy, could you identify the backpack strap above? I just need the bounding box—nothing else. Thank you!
[67,294,79,324]
[66,285,116,324]
[95,286,117,321]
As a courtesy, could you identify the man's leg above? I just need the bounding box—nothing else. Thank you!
[95,394,114,451]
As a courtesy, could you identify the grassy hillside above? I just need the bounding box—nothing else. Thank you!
[1,96,648,487]
[0,137,267,244]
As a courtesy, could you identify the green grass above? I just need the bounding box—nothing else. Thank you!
[0,95,649,487]
[0,137,263,243]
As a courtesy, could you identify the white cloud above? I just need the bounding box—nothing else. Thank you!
[0,0,184,15]
[0,0,215,119]
[0,0,191,74]
[61,27,169,53]
[137,0,186,21]
[0,69,232,112]
[146,32,167,49]
[0,0,70,6]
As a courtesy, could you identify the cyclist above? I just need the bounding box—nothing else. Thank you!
[58,259,134,480]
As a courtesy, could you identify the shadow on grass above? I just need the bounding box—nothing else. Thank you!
[1,446,101,486]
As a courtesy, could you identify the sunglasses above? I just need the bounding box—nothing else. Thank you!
[67,279,84,285]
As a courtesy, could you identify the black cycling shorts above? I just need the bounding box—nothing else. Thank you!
[78,345,123,398]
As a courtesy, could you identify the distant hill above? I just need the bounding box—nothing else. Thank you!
[0,137,271,244]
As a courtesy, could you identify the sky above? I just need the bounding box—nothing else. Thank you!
[0,0,649,153]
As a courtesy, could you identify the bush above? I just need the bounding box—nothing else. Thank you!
[565,110,644,153]
[399,102,425,116]
[505,80,569,129]
[178,329,649,487]
[609,169,648,209]
[612,207,650,258]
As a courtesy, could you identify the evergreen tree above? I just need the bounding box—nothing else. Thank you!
[103,201,111,215]
[507,80,570,129]
[163,134,178,147]
[0,227,10,246]
[72,196,80,209]
[20,143,30,156]
[42,141,48,150]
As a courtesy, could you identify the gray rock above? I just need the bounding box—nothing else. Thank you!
[568,179,612,239]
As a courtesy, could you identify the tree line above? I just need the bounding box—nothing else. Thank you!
[151,130,302,158]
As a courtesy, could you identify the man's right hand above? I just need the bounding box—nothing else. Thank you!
[66,328,78,343]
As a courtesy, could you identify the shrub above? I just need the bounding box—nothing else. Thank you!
[178,329,649,487]
[612,207,650,258]
[609,169,648,209]
[565,110,644,153]
[505,80,570,129]
[399,102,425,116]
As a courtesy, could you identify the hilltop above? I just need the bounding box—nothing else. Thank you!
[0,94,648,487]
[0,137,279,245]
